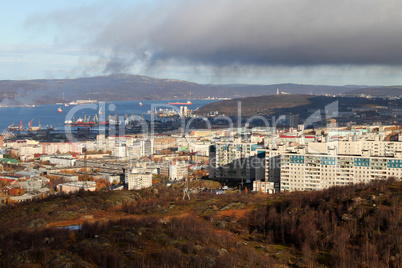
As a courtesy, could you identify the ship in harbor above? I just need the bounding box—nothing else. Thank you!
[64,114,109,127]
[168,101,192,105]
[64,113,137,127]
[8,121,23,132]
[8,120,42,132]
[27,119,41,131]
[57,107,62,113]
[68,99,98,105]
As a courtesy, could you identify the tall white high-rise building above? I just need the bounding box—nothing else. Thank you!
[140,139,154,156]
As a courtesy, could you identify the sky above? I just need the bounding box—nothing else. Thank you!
[1,0,402,85]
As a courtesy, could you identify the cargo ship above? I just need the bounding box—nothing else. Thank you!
[28,119,41,131]
[64,115,109,127]
[8,121,23,132]
[67,99,98,105]
[64,120,109,127]
[168,101,192,105]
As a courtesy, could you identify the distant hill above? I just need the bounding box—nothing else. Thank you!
[211,83,359,97]
[344,86,402,97]
[0,74,363,105]
[195,94,402,117]
[0,74,205,105]
[195,94,314,116]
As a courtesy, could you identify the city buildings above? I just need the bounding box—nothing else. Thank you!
[2,119,402,203]
[273,151,402,192]
[49,155,76,167]
[56,181,97,193]
[126,172,153,190]
[209,141,260,180]
[209,126,402,193]
[140,139,154,157]
[159,160,189,181]
[168,160,189,181]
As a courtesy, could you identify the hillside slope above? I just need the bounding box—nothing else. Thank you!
[0,74,361,105]
[195,94,402,117]
[0,179,400,267]
[344,86,402,97]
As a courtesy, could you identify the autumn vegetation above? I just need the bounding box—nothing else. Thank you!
[248,178,402,267]
[0,179,400,267]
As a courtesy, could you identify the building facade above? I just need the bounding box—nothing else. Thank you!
[126,173,153,190]
[273,151,402,192]
[209,141,259,180]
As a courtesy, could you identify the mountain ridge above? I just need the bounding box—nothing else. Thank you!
[0,73,395,105]
[344,86,402,97]
[195,94,402,117]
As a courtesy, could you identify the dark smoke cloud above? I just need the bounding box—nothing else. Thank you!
[28,0,402,74]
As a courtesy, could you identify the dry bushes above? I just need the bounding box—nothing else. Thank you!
[247,179,402,267]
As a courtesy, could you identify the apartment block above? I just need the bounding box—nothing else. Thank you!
[309,134,402,157]
[276,151,402,192]
[56,181,96,193]
[168,161,188,181]
[126,173,152,190]
[49,155,76,167]
[41,142,83,155]
[111,146,126,158]
[252,180,276,194]
[140,139,154,157]
[209,141,259,180]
